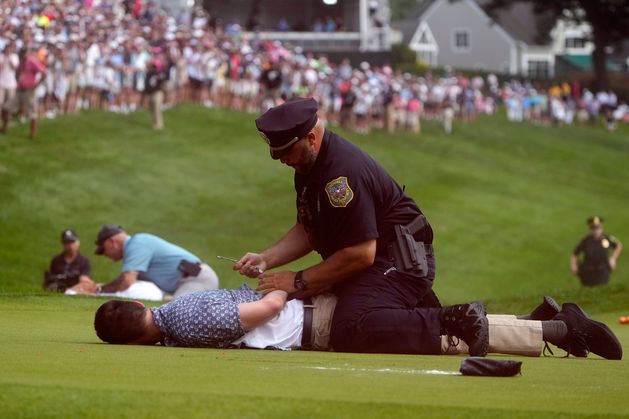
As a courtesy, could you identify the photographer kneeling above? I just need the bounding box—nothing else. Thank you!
[44,229,92,292]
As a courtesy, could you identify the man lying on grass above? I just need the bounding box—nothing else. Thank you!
[94,287,622,360]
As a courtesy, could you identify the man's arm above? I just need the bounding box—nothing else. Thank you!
[570,253,579,276]
[571,240,584,276]
[238,290,288,331]
[610,239,623,270]
[10,55,19,70]
[100,271,138,293]
[235,223,313,278]
[256,239,376,294]
[34,59,47,87]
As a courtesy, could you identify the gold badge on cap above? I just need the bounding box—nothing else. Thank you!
[602,238,610,249]
[258,131,271,145]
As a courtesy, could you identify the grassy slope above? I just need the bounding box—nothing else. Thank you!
[0,105,628,309]
[1,106,629,418]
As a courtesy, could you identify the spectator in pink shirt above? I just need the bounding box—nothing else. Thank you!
[1,47,47,139]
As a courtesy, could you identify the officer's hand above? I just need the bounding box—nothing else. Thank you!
[256,271,296,294]
[609,258,617,270]
[234,253,267,278]
[570,265,578,276]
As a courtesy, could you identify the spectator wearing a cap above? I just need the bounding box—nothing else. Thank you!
[44,229,92,292]
[94,225,219,297]
[235,97,447,356]
[571,216,623,286]
[1,46,47,139]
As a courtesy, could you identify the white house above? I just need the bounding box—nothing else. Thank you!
[406,0,592,77]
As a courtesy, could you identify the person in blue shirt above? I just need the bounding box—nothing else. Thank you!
[93,224,219,297]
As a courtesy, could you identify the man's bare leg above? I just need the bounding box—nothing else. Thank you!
[1,109,8,133]
[29,118,37,139]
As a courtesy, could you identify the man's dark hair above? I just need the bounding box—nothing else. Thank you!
[94,300,147,344]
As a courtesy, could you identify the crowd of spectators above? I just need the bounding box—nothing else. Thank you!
[502,80,628,131]
[0,0,626,137]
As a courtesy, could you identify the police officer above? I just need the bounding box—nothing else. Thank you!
[571,216,623,286]
[235,97,489,356]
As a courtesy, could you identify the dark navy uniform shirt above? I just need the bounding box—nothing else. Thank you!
[294,130,430,260]
[49,252,92,278]
[574,234,619,270]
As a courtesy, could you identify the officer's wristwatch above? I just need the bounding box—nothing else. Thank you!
[294,270,307,291]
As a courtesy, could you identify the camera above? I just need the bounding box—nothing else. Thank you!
[43,271,80,292]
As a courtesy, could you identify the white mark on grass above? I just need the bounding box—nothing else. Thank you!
[305,366,461,376]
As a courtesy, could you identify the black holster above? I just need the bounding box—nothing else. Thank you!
[387,215,431,277]
[177,260,202,277]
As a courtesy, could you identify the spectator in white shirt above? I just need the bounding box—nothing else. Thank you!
[0,42,19,109]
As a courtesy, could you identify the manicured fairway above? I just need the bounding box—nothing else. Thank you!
[0,106,628,417]
[1,295,628,418]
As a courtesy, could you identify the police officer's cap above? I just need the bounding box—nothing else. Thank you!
[61,229,79,243]
[94,224,124,255]
[255,97,318,160]
[587,216,604,227]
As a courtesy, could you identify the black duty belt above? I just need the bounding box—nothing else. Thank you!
[301,298,314,350]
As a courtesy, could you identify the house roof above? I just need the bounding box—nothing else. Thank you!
[480,0,549,45]
[390,0,435,43]
[399,0,551,46]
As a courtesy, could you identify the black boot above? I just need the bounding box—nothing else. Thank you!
[552,303,622,360]
[526,296,561,321]
[440,302,489,357]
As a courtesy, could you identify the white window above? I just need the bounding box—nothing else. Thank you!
[452,29,470,52]
[527,60,550,78]
[565,37,586,49]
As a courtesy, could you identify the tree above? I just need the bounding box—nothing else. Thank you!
[482,0,629,90]
[390,0,425,20]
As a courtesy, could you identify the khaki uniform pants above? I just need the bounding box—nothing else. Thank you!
[308,300,543,356]
[441,315,543,357]
[308,293,338,351]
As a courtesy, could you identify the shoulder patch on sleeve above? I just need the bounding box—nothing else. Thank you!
[325,176,354,208]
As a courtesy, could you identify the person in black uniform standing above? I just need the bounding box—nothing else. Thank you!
[234,97,490,356]
[571,216,623,287]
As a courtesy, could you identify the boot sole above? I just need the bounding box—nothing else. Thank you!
[563,303,623,360]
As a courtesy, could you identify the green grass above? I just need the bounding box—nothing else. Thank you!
[1,295,628,418]
[1,106,628,417]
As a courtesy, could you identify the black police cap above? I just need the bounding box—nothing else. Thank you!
[94,224,124,255]
[587,216,604,227]
[255,97,319,159]
[61,229,79,242]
